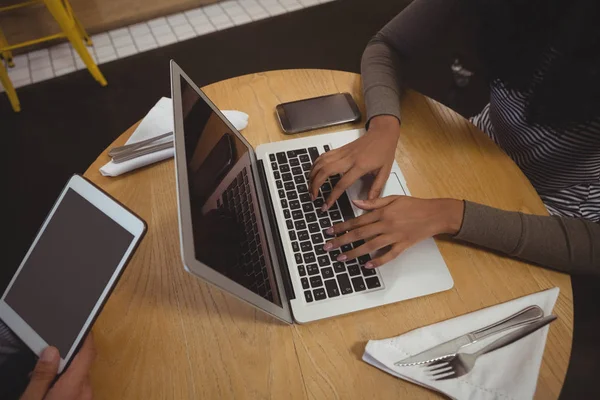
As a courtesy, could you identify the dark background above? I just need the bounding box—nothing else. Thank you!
[1,0,597,398]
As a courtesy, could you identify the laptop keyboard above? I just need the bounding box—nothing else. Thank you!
[268,146,383,304]
[218,168,274,302]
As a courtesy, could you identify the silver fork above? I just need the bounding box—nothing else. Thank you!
[426,315,557,381]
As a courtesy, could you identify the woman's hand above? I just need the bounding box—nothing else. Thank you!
[323,196,465,268]
[20,335,96,400]
[309,115,401,210]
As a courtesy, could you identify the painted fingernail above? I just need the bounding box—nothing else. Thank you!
[337,255,347,261]
[323,243,333,250]
[326,227,334,234]
[365,261,374,269]
[321,204,329,212]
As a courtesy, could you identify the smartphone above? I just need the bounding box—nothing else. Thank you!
[0,175,146,373]
[276,93,361,134]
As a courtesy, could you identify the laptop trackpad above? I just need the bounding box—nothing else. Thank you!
[345,172,406,218]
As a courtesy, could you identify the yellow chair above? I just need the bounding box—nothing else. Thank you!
[0,0,107,112]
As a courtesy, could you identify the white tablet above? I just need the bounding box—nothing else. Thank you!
[0,175,146,373]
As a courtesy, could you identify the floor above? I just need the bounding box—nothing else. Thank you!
[1,0,333,90]
[2,0,217,44]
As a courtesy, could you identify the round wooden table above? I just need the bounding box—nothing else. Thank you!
[84,69,573,399]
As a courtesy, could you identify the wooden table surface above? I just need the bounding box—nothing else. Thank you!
[84,69,573,399]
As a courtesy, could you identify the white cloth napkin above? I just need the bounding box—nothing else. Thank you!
[363,287,559,400]
[100,97,249,177]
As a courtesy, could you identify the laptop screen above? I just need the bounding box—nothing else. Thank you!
[179,76,282,306]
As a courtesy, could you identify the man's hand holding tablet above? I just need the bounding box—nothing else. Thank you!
[0,175,146,394]
[21,335,95,400]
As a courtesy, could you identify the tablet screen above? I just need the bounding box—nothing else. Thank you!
[4,189,134,356]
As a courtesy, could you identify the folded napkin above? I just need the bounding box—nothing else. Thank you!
[100,97,249,177]
[363,288,559,400]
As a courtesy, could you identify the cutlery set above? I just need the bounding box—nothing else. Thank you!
[394,305,557,381]
[108,132,173,164]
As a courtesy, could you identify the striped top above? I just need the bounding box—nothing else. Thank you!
[360,0,600,272]
[471,50,600,222]
[360,0,600,224]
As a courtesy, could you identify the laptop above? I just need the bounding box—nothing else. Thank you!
[171,61,453,323]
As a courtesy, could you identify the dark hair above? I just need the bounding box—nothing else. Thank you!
[470,0,600,129]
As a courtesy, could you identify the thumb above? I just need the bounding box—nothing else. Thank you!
[353,196,397,210]
[368,165,392,199]
[21,347,60,400]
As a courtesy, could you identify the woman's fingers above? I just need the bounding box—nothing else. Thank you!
[310,168,335,199]
[352,196,397,210]
[309,148,344,184]
[309,157,350,199]
[329,209,381,237]
[309,150,339,179]
[324,169,363,210]
[368,163,393,199]
[326,222,386,253]
[338,235,395,261]
[366,243,408,268]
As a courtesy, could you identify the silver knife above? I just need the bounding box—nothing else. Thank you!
[394,305,544,367]
[112,141,173,164]
[108,132,173,158]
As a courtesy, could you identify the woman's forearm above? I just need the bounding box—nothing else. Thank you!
[453,201,600,274]
[361,0,462,125]
[361,36,403,124]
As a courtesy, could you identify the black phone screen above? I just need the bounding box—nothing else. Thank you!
[278,93,360,133]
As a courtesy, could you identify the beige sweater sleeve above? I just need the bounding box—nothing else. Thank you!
[455,201,600,275]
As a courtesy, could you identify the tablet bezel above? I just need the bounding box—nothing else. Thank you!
[0,174,146,373]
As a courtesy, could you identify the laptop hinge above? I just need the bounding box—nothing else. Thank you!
[257,159,296,300]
